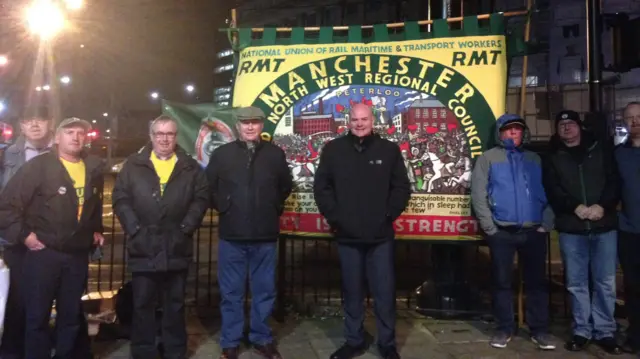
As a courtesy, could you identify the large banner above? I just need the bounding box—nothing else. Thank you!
[167,35,507,240]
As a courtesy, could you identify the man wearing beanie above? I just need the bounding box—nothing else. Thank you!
[543,110,621,354]
[471,113,555,350]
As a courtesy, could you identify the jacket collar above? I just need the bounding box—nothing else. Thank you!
[44,147,103,175]
[130,143,193,168]
[347,131,379,152]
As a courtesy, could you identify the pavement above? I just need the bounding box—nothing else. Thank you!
[93,309,639,359]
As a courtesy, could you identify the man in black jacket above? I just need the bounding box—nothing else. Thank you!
[206,107,292,359]
[112,116,209,359]
[0,117,104,359]
[314,104,411,359]
[542,110,621,354]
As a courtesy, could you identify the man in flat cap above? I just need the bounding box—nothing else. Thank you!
[0,117,104,359]
[206,106,292,359]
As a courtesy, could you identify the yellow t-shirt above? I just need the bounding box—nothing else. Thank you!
[150,152,177,195]
[60,157,86,220]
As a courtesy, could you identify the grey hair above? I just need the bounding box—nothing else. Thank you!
[149,115,178,135]
[623,101,640,116]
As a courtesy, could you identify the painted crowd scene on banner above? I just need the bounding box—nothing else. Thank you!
[271,85,472,195]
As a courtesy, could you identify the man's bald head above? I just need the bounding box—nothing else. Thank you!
[349,103,374,138]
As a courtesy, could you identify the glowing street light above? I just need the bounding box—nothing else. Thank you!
[102,112,108,117]
[42,84,51,91]
[91,119,97,123]
[63,0,83,10]
[35,86,42,91]
[60,75,71,84]
[25,0,67,40]
[185,84,195,93]
[0,102,5,113]
[150,92,159,100]
[0,55,8,66]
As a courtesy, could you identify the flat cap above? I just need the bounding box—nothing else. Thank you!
[235,106,265,121]
[57,117,92,132]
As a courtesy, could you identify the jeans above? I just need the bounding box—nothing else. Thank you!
[218,239,277,349]
[337,240,396,349]
[619,231,640,347]
[486,230,549,336]
[559,230,618,340]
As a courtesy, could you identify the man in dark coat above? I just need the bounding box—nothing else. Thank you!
[313,104,411,359]
[0,117,104,359]
[112,115,209,359]
[206,106,292,359]
[543,110,621,354]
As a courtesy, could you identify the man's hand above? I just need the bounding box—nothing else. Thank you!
[586,205,604,221]
[93,232,105,246]
[25,232,45,251]
[574,204,590,219]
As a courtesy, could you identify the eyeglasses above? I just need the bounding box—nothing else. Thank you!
[21,118,49,124]
[624,115,640,122]
[152,131,176,139]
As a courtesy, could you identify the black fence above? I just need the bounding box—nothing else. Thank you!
[93,172,591,323]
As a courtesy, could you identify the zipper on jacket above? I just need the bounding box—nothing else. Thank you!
[508,152,522,226]
[578,164,591,231]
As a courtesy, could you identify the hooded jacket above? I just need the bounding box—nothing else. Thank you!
[470,114,554,235]
[543,131,619,234]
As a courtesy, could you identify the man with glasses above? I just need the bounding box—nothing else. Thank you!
[616,102,640,354]
[543,110,621,354]
[113,115,209,359]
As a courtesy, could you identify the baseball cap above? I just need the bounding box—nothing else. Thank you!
[555,110,581,127]
[57,117,92,132]
[235,106,265,122]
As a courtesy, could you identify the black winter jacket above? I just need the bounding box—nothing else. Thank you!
[206,140,292,241]
[313,132,411,243]
[0,151,104,253]
[542,132,619,234]
[112,146,209,272]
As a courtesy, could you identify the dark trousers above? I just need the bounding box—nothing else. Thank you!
[130,270,188,359]
[218,240,277,349]
[619,231,640,346]
[22,248,89,359]
[337,240,396,349]
[486,230,549,336]
[1,246,27,359]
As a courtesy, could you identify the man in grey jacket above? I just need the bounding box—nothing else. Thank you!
[0,107,54,359]
[471,113,554,350]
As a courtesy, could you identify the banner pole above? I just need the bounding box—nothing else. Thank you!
[517,0,533,331]
[229,10,527,33]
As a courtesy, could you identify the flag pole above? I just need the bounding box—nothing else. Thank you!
[517,0,533,331]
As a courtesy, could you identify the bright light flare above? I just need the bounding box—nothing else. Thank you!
[42,84,50,91]
[0,56,8,66]
[0,102,5,113]
[150,92,159,99]
[26,0,66,40]
[64,0,83,10]
[60,75,71,84]
[185,84,195,93]
[103,112,108,117]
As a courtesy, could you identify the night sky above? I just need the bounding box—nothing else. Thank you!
[1,0,228,123]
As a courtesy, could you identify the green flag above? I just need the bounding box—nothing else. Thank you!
[161,100,237,167]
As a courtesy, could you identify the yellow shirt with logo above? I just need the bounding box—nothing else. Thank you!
[60,158,86,220]
[150,152,177,195]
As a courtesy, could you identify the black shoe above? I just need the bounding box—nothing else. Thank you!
[564,335,590,351]
[596,337,623,355]
[378,345,400,359]
[621,339,640,354]
[253,342,283,359]
[329,344,366,359]
[219,347,240,359]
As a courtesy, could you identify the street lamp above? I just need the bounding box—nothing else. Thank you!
[0,102,5,113]
[0,55,8,66]
[35,86,42,91]
[25,0,67,40]
[91,119,96,123]
[60,75,71,84]
[185,84,195,93]
[42,84,50,91]
[63,0,83,10]
[150,92,159,100]
[103,112,108,117]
